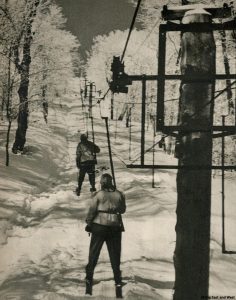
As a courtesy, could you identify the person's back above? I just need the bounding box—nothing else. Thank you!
[76,134,100,195]
[85,174,126,298]
[88,189,126,227]
[76,136,100,165]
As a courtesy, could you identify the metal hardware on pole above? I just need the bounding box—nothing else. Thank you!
[103,117,116,188]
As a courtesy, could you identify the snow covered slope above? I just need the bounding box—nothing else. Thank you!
[0,90,235,299]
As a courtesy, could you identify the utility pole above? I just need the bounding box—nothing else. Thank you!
[141,76,146,165]
[103,117,116,188]
[88,82,93,118]
[152,116,156,188]
[83,77,89,137]
[173,8,216,300]
[221,115,226,253]
[6,46,12,166]
[111,92,114,120]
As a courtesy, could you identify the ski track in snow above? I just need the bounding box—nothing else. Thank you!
[0,94,235,299]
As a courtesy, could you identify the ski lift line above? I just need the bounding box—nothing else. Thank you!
[215,87,236,94]
[101,0,142,100]
[121,0,142,62]
[167,32,179,56]
[110,133,171,168]
[188,80,236,120]
[130,134,169,164]
[132,16,160,57]
[127,165,236,170]
[103,117,116,188]
[113,99,178,104]
[111,150,129,167]
[101,73,236,101]
[110,83,235,107]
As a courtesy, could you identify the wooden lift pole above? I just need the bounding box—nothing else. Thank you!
[173,8,216,300]
[103,117,116,188]
[89,82,93,118]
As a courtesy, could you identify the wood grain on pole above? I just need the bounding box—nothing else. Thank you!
[173,8,215,300]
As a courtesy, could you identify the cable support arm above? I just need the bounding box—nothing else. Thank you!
[121,0,142,62]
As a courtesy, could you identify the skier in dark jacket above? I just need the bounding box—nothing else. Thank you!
[76,134,100,196]
[85,173,126,298]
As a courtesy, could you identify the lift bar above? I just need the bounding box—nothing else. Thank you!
[126,165,236,170]
[162,3,234,21]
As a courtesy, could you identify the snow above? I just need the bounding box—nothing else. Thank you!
[0,90,236,299]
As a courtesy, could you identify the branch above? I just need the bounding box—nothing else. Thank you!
[0,5,17,32]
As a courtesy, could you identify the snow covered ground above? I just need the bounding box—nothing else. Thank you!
[0,92,235,299]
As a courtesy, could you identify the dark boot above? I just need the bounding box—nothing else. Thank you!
[115,284,123,298]
[88,171,96,191]
[85,279,93,295]
[75,187,81,196]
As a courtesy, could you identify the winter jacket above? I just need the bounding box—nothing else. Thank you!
[86,189,126,230]
[76,140,100,167]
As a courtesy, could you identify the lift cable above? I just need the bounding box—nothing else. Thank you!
[102,0,142,100]
[103,117,116,188]
[132,16,160,57]
[219,26,234,114]
[98,80,236,175]
[79,88,86,130]
[188,80,236,120]
[121,0,142,62]
[109,129,169,168]
[130,134,169,165]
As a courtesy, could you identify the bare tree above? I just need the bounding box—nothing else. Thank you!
[11,0,40,153]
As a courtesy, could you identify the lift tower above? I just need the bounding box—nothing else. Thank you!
[110,3,235,299]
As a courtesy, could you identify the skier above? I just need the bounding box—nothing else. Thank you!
[76,134,100,196]
[85,173,126,298]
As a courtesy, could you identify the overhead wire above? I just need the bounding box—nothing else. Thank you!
[102,0,142,100]
[132,16,160,57]
[121,0,142,63]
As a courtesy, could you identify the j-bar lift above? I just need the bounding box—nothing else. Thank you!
[110,5,236,169]
[82,3,236,254]
[80,78,117,187]
[108,3,236,253]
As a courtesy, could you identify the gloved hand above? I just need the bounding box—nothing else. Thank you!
[85,225,92,233]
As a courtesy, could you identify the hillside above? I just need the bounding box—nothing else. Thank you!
[0,89,235,299]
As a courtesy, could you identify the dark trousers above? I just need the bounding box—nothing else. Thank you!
[86,224,122,284]
[78,163,95,190]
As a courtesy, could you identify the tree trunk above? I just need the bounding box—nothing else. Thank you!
[12,0,40,153]
[42,84,48,123]
[173,10,216,300]
[12,69,30,153]
[220,30,233,115]
[6,47,12,165]
[6,119,12,166]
